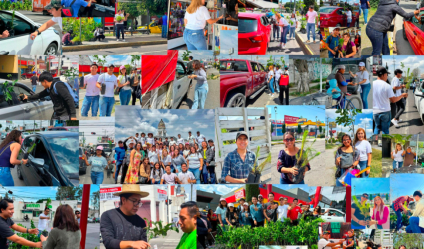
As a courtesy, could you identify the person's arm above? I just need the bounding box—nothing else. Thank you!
[41,228,57,249]
[199,157,204,171]
[389,93,408,103]
[30,19,56,40]
[351,206,366,225]
[7,234,42,248]
[10,143,26,165]
[24,88,49,101]
[225,212,231,226]
[263,206,270,220]
[394,4,418,19]
[11,224,38,234]
[217,212,223,225]
[56,82,77,120]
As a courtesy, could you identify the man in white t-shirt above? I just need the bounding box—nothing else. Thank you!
[96,64,118,117]
[277,197,289,221]
[318,231,344,249]
[169,137,177,146]
[115,9,130,42]
[38,208,51,234]
[196,131,206,147]
[391,69,406,127]
[177,163,196,184]
[373,67,408,134]
[188,131,195,146]
[30,0,62,41]
[177,134,185,145]
[81,63,100,117]
[161,165,181,184]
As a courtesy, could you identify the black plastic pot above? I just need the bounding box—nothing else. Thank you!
[23,152,29,160]
[101,83,106,95]
[289,165,306,184]
[247,172,261,183]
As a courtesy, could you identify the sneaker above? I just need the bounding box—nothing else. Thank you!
[398,119,403,123]
[306,40,310,43]
[391,119,399,127]
[122,39,126,42]
[117,39,120,41]
[283,44,286,49]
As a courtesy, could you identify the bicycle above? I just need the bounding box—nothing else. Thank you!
[330,91,362,109]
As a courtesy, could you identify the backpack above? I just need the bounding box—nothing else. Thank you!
[280,74,289,86]
[61,0,77,17]
[52,81,79,108]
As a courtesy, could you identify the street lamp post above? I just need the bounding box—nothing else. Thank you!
[274,106,277,137]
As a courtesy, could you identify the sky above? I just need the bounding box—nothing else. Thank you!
[220,30,238,55]
[0,120,51,131]
[115,109,215,142]
[390,174,424,200]
[178,50,214,62]
[325,109,374,138]
[79,120,115,145]
[218,54,289,66]
[352,178,390,196]
[267,105,326,123]
[89,55,140,67]
[381,55,424,76]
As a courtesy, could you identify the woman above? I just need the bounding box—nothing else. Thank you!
[346,8,352,27]
[172,149,187,173]
[335,134,360,186]
[188,60,208,109]
[215,198,228,227]
[207,209,218,232]
[117,65,132,106]
[124,143,144,184]
[225,204,239,227]
[268,65,275,96]
[151,162,164,184]
[161,149,172,171]
[289,13,298,40]
[354,34,361,51]
[183,0,223,50]
[277,14,290,49]
[40,204,80,249]
[277,132,310,184]
[368,195,390,229]
[349,62,370,108]
[183,143,191,158]
[279,67,290,105]
[240,203,253,227]
[82,146,108,184]
[131,68,141,105]
[391,143,405,171]
[0,130,27,186]
[169,145,176,157]
[366,1,419,55]
[186,146,203,183]
[178,144,185,155]
[137,146,150,184]
[353,128,372,178]
[194,143,200,152]
[404,147,416,167]
[338,33,356,58]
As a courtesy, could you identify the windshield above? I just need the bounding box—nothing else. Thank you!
[66,128,79,132]
[239,19,258,33]
[220,61,249,72]
[47,136,78,176]
[320,7,336,13]
[332,65,358,74]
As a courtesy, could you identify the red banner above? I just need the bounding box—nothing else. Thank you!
[100,187,121,193]
[284,115,299,124]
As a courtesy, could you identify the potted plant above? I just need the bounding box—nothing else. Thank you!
[299,17,307,33]
[247,146,271,183]
[8,221,40,249]
[1,74,17,102]
[143,219,179,248]
[352,195,371,227]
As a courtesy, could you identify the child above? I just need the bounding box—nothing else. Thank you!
[327,79,341,107]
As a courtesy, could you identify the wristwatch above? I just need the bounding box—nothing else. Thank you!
[36,29,40,35]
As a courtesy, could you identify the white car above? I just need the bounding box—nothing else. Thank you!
[414,82,424,124]
[311,208,346,223]
[0,10,61,55]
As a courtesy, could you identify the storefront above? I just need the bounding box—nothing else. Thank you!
[272,116,325,137]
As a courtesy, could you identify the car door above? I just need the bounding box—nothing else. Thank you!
[323,209,345,222]
[259,64,267,86]
[261,16,271,43]
[250,62,261,92]
[336,9,346,26]
[0,11,44,55]
[172,61,190,109]
[406,17,424,55]
[12,85,53,120]
[0,85,26,119]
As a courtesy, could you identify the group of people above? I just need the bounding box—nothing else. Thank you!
[266,65,290,105]
[351,193,389,230]
[112,131,216,185]
[392,192,424,233]
[269,11,299,49]
[318,229,361,249]
[80,63,141,117]
[391,143,417,172]
[324,28,360,58]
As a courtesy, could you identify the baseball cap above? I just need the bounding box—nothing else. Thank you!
[376,67,389,76]
[358,62,365,67]
[258,194,263,198]
[243,202,249,206]
[45,0,62,10]
[120,65,126,70]
[236,131,249,140]
[338,65,346,70]
[228,203,234,207]
[279,196,284,200]
[109,64,115,68]
[96,146,104,150]
[220,198,227,202]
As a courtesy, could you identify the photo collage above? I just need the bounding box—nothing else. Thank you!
[0,0,424,249]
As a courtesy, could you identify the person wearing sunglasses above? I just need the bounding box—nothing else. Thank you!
[277,131,310,184]
[100,185,151,249]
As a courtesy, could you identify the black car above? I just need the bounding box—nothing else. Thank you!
[17,132,79,186]
[79,147,87,175]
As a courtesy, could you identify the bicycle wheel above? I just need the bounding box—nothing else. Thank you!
[346,96,362,109]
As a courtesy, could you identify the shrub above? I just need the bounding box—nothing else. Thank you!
[63,18,102,42]
[8,221,41,249]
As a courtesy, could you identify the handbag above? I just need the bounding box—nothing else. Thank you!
[61,0,77,17]
[335,167,341,178]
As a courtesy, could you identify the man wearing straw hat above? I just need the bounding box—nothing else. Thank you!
[100,185,150,249]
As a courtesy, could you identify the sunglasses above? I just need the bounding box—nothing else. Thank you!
[284,138,294,142]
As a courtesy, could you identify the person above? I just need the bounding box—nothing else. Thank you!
[29,72,39,94]
[352,193,368,229]
[334,65,349,108]
[23,71,77,120]
[366,0,419,55]
[391,143,404,172]
[139,133,146,145]
[39,205,81,249]
[226,203,239,227]
[169,137,177,147]
[124,143,144,184]
[277,197,289,221]
[30,0,62,40]
[354,128,372,177]
[272,12,280,42]
[250,196,265,227]
[62,30,74,46]
[176,202,197,249]
[360,0,371,24]
[258,194,264,208]
[115,9,130,42]
[393,195,414,232]
[215,198,228,227]
[100,185,150,249]
[183,0,223,50]
[177,163,196,184]
[406,191,424,233]
[277,132,310,184]
[148,146,159,169]
[114,141,126,184]
[160,148,172,171]
[189,61,209,109]
[404,147,417,167]
[277,14,289,49]
[349,62,370,109]
[0,199,42,248]
[207,209,218,232]
[130,68,141,105]
[354,34,361,52]
[150,162,164,184]
[0,130,27,186]
[327,79,342,106]
[339,33,356,58]
[305,5,318,43]
[187,56,194,74]
[326,27,340,58]
[61,0,95,17]
[373,67,408,134]
[177,134,185,145]
[159,12,168,39]
[172,149,187,173]
[263,193,275,223]
[335,134,360,186]
[117,65,132,106]
[186,146,203,183]
[369,196,389,229]
[205,139,216,184]
[196,131,206,148]
[197,207,211,249]
[161,165,180,184]
[391,69,406,127]
[267,65,275,96]
[94,27,105,41]
[81,63,100,117]
[120,138,136,184]
[38,207,51,237]
[346,8,353,27]
[75,210,81,225]
[146,133,155,146]
[318,231,344,249]
[82,146,109,184]
[345,230,356,249]
[96,64,118,117]
[188,131,196,146]
[240,203,253,227]
[287,199,303,225]
[289,13,298,40]
[221,132,256,183]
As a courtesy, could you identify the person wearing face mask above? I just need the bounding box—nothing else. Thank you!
[353,128,372,177]
[30,0,62,40]
[349,62,370,109]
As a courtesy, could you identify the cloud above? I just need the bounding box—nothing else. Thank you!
[193,121,208,129]
[361,109,373,114]
[325,109,338,119]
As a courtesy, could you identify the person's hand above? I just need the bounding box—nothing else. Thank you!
[339,239,344,244]
[254,220,257,225]
[126,13,130,17]
[131,241,151,249]
[267,217,271,222]
[254,206,258,211]
[332,89,336,92]
[29,228,39,234]
[1,30,9,38]
[349,70,352,74]
[22,159,28,165]
[245,213,248,217]
[220,223,224,226]
[402,93,408,98]
[366,169,370,174]
[208,228,212,232]
[336,157,341,165]
[71,117,77,120]
[414,10,420,15]
[23,94,28,100]
[219,15,224,19]
[358,220,366,226]
[290,167,299,176]
[30,32,38,40]
[34,242,42,249]
[40,234,47,242]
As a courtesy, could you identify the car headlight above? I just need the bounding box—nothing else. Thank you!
[53,29,59,35]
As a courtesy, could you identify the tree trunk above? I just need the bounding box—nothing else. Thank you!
[294,59,310,93]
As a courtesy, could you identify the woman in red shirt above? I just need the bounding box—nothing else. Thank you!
[207,209,218,232]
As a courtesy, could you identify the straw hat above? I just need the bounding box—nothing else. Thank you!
[112,184,149,198]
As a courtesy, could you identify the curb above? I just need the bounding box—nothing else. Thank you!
[63,40,167,52]
[295,32,314,55]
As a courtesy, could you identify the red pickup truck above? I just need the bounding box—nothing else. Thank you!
[220,59,268,107]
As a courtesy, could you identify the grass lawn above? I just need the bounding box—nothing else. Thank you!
[326,143,337,150]
[359,8,377,27]
[289,84,321,97]
[370,148,382,178]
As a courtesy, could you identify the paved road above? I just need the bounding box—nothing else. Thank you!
[80,163,115,184]
[66,44,168,55]
[394,1,417,55]
[268,36,304,55]
[389,89,423,134]
[10,166,26,186]
[178,68,220,109]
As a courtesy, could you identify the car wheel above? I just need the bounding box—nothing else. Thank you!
[225,92,246,107]
[17,165,23,180]
[402,23,408,40]
[44,43,58,55]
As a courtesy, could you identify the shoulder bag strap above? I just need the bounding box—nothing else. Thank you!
[0,142,13,157]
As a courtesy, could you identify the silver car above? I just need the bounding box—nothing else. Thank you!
[0,79,53,119]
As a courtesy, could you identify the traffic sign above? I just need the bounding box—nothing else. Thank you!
[157,189,167,201]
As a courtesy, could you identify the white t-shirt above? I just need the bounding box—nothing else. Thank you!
[355,140,372,161]
[289,17,297,27]
[38,213,50,232]
[51,16,62,30]
[146,137,155,145]
[161,173,178,184]
[279,18,289,27]
[177,137,185,145]
[98,73,118,97]
[318,238,331,249]
[275,69,282,81]
[115,13,125,25]
[196,134,206,146]
[393,150,404,162]
[177,171,195,184]
[373,79,395,114]
[184,6,211,30]
[84,74,100,96]
[169,140,177,146]
[346,10,352,20]
[118,75,131,91]
[391,77,402,97]
[268,70,274,79]
[277,204,289,221]
[356,70,370,85]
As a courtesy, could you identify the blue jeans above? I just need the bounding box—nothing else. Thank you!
[0,167,14,186]
[406,217,424,233]
[366,25,390,55]
[119,89,132,105]
[373,111,391,134]
[99,96,115,117]
[392,203,403,231]
[306,23,315,42]
[274,77,279,93]
[359,160,368,177]
[280,26,289,44]
[289,27,296,39]
[183,29,207,50]
[91,171,104,184]
[192,83,208,109]
[273,25,280,40]
[280,177,304,184]
[360,83,371,109]
[188,168,201,183]
[116,24,124,39]
[362,8,369,24]
[162,25,167,38]
[393,161,403,170]
[81,95,100,117]
[202,166,209,184]
[269,78,275,94]
[32,85,37,92]
[115,160,123,183]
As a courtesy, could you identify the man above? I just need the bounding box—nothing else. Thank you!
[176,201,197,249]
[114,140,126,184]
[334,65,350,108]
[287,198,303,225]
[23,71,77,120]
[177,163,196,184]
[345,230,356,249]
[148,146,158,168]
[196,131,206,148]
[120,138,136,184]
[258,194,264,207]
[29,72,38,93]
[61,0,95,17]
[0,199,41,248]
[169,137,177,146]
[373,67,408,134]
[177,134,185,145]
[406,190,424,233]
[221,132,256,183]
[250,196,265,227]
[160,12,168,39]
[391,69,406,127]
[81,63,100,117]
[75,210,81,225]
[96,64,118,117]
[277,197,289,221]
[264,193,276,222]
[318,231,344,249]
[187,56,194,74]
[205,139,216,184]
[134,133,140,143]
[62,30,75,46]
[140,133,146,145]
[326,27,340,58]
[38,207,50,235]
[163,137,170,147]
[238,198,246,213]
[161,165,180,184]
[188,131,195,146]
[305,5,318,43]
[30,0,62,40]
[392,195,414,232]
[351,193,368,229]
[115,9,130,41]
[100,185,150,249]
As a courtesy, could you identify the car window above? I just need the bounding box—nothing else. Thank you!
[336,9,344,15]
[320,7,336,13]
[250,62,259,72]
[176,62,186,80]
[33,138,53,169]
[329,210,344,217]
[0,89,14,109]
[23,136,35,152]
[0,12,33,38]
[47,136,78,175]
[12,85,32,105]
[239,18,258,33]
[220,61,249,72]
[259,64,265,72]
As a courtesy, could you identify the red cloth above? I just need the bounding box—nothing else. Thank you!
[287,206,303,220]
[141,50,178,94]
[279,75,289,86]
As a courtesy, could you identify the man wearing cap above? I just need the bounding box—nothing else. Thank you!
[120,137,136,184]
[30,0,62,40]
[325,27,340,58]
[96,64,118,117]
[391,69,406,127]
[100,185,150,249]
[318,231,344,249]
[351,193,369,229]
[114,140,126,184]
[392,195,414,232]
[250,196,265,227]
[373,67,408,134]
[277,197,289,221]
[221,131,256,183]
[81,63,100,117]
[176,201,197,249]
[196,131,206,148]
[258,194,264,207]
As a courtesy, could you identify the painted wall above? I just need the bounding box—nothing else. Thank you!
[0,55,18,80]
[288,59,332,83]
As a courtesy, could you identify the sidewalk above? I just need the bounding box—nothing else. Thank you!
[62,34,167,52]
[149,230,182,249]
[295,25,320,55]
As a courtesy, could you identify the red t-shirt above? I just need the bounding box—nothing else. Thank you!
[287,206,303,220]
